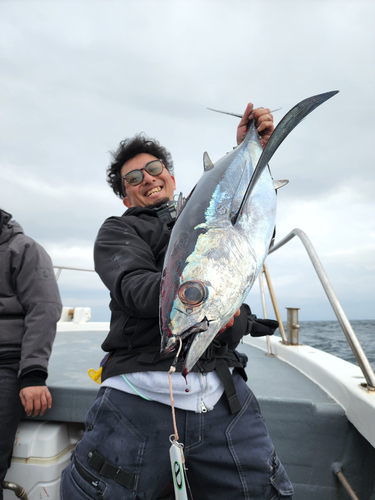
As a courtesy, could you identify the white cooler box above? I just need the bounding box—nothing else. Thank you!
[4,420,84,500]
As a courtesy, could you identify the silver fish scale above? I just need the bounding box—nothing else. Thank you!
[163,122,276,372]
[160,90,339,374]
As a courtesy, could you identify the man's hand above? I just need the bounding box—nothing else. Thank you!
[236,103,274,148]
[217,308,241,336]
[19,386,52,417]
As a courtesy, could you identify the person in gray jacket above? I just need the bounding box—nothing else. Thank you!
[0,209,62,500]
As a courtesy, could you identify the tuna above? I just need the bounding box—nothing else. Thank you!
[160,91,338,375]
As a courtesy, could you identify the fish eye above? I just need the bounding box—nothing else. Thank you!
[178,280,208,307]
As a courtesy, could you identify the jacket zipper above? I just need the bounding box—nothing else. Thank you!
[200,373,208,413]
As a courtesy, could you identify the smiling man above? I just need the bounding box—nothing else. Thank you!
[121,154,176,208]
[60,105,294,500]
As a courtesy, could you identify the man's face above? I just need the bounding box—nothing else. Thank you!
[121,153,176,209]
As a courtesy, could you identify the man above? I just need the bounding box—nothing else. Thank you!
[61,104,294,499]
[0,209,62,500]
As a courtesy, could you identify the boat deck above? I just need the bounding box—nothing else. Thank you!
[44,327,335,422]
[44,326,342,417]
[240,338,375,500]
[37,326,375,499]
[41,327,105,423]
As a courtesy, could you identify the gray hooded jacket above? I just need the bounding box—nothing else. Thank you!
[0,210,62,382]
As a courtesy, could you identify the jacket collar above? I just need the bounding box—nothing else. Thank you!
[0,211,24,245]
[123,206,159,218]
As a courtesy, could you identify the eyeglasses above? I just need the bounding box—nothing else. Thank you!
[122,159,165,187]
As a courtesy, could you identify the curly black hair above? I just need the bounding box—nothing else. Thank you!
[107,133,174,198]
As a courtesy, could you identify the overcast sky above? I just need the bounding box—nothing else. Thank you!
[1,0,374,325]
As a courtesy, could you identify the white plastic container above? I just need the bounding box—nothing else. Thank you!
[4,420,84,500]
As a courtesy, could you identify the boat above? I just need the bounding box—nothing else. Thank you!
[3,228,375,500]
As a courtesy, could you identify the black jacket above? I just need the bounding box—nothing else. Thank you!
[94,207,277,382]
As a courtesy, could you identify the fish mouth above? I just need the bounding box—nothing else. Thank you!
[181,321,223,376]
[160,317,210,356]
[161,316,223,377]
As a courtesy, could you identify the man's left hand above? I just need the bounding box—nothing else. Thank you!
[217,308,241,336]
[236,103,274,148]
[19,386,52,417]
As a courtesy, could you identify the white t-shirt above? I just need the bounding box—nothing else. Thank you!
[101,369,231,413]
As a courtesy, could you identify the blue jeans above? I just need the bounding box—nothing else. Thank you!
[0,365,24,500]
[61,372,293,500]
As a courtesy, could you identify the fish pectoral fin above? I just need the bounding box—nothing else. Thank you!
[273,179,289,190]
[203,152,215,172]
[206,107,243,119]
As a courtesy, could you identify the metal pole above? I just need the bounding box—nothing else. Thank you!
[331,463,360,500]
[269,229,375,390]
[259,270,273,355]
[286,307,300,345]
[53,265,95,272]
[53,265,95,282]
[259,269,268,319]
[262,263,288,344]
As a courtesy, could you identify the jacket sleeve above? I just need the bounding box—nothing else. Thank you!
[94,217,162,318]
[219,303,279,349]
[12,236,62,378]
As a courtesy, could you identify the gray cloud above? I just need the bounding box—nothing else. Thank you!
[1,0,374,321]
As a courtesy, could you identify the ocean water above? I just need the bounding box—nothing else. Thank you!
[281,320,375,372]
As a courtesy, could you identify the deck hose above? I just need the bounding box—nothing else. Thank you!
[331,462,360,500]
[2,481,28,499]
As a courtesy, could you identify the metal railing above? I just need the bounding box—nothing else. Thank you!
[260,228,375,391]
[54,265,95,281]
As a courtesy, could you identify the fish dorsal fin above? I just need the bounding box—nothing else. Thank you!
[273,179,289,190]
[176,192,186,217]
[203,152,214,172]
[231,90,339,226]
[175,185,197,219]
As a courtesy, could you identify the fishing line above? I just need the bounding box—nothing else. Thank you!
[168,338,193,500]
[168,336,183,440]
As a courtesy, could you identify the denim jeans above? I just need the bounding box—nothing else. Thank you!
[61,371,293,500]
[0,365,24,500]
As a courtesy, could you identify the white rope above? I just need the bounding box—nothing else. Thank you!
[168,337,183,441]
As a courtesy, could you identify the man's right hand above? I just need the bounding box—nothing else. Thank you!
[237,103,274,148]
[19,386,52,417]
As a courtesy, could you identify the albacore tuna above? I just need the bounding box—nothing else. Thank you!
[160,91,338,376]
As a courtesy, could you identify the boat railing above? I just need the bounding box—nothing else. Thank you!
[54,265,96,281]
[260,228,375,391]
